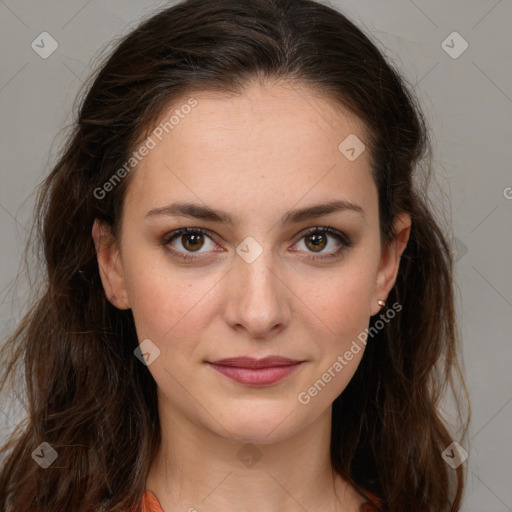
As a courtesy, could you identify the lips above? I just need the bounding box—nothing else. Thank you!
[207,356,304,386]
[209,356,302,368]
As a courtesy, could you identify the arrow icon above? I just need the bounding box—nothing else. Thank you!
[339,134,365,161]
[31,442,58,468]
[135,339,161,366]
[237,442,263,467]
[236,237,263,263]
[31,32,59,59]
[441,32,468,59]
[441,441,468,469]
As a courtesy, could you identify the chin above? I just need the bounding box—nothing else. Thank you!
[210,403,308,445]
[222,426,290,446]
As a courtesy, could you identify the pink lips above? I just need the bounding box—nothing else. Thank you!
[207,356,303,386]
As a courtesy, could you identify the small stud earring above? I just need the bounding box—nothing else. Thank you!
[377,299,386,307]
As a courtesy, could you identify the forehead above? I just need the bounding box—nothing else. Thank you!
[123,81,376,220]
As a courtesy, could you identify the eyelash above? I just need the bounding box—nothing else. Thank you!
[161,226,353,262]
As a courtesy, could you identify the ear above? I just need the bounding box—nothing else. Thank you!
[370,212,411,316]
[92,219,131,310]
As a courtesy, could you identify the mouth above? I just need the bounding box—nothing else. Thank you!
[206,356,304,386]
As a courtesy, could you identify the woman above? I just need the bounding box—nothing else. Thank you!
[0,0,469,510]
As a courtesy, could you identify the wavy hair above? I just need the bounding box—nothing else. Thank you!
[0,0,469,510]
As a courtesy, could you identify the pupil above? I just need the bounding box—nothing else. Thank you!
[307,233,326,251]
[183,233,203,251]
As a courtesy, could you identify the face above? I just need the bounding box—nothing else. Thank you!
[93,80,410,444]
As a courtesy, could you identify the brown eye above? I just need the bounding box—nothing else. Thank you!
[163,228,218,259]
[305,232,327,252]
[181,232,205,252]
[292,227,352,260]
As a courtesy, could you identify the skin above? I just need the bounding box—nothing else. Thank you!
[93,79,411,511]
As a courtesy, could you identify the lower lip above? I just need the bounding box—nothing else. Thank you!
[208,362,302,386]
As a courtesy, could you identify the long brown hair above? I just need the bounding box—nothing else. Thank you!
[0,0,469,510]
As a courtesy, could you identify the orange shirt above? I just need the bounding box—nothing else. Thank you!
[141,490,163,512]
[141,489,382,511]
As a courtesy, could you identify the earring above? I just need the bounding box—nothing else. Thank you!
[377,299,386,307]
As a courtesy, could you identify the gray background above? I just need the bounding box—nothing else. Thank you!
[1,0,511,510]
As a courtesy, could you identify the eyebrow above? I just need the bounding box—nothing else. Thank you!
[145,199,365,225]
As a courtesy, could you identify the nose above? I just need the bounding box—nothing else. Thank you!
[223,244,292,340]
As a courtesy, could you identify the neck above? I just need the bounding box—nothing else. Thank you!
[146,398,366,511]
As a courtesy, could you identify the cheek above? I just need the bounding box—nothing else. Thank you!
[291,262,375,397]
[295,275,373,407]
[293,264,375,336]
[121,248,218,344]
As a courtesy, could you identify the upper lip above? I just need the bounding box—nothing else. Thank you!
[208,356,303,368]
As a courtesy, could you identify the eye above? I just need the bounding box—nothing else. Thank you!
[162,228,220,260]
[161,226,353,261]
[291,226,352,260]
